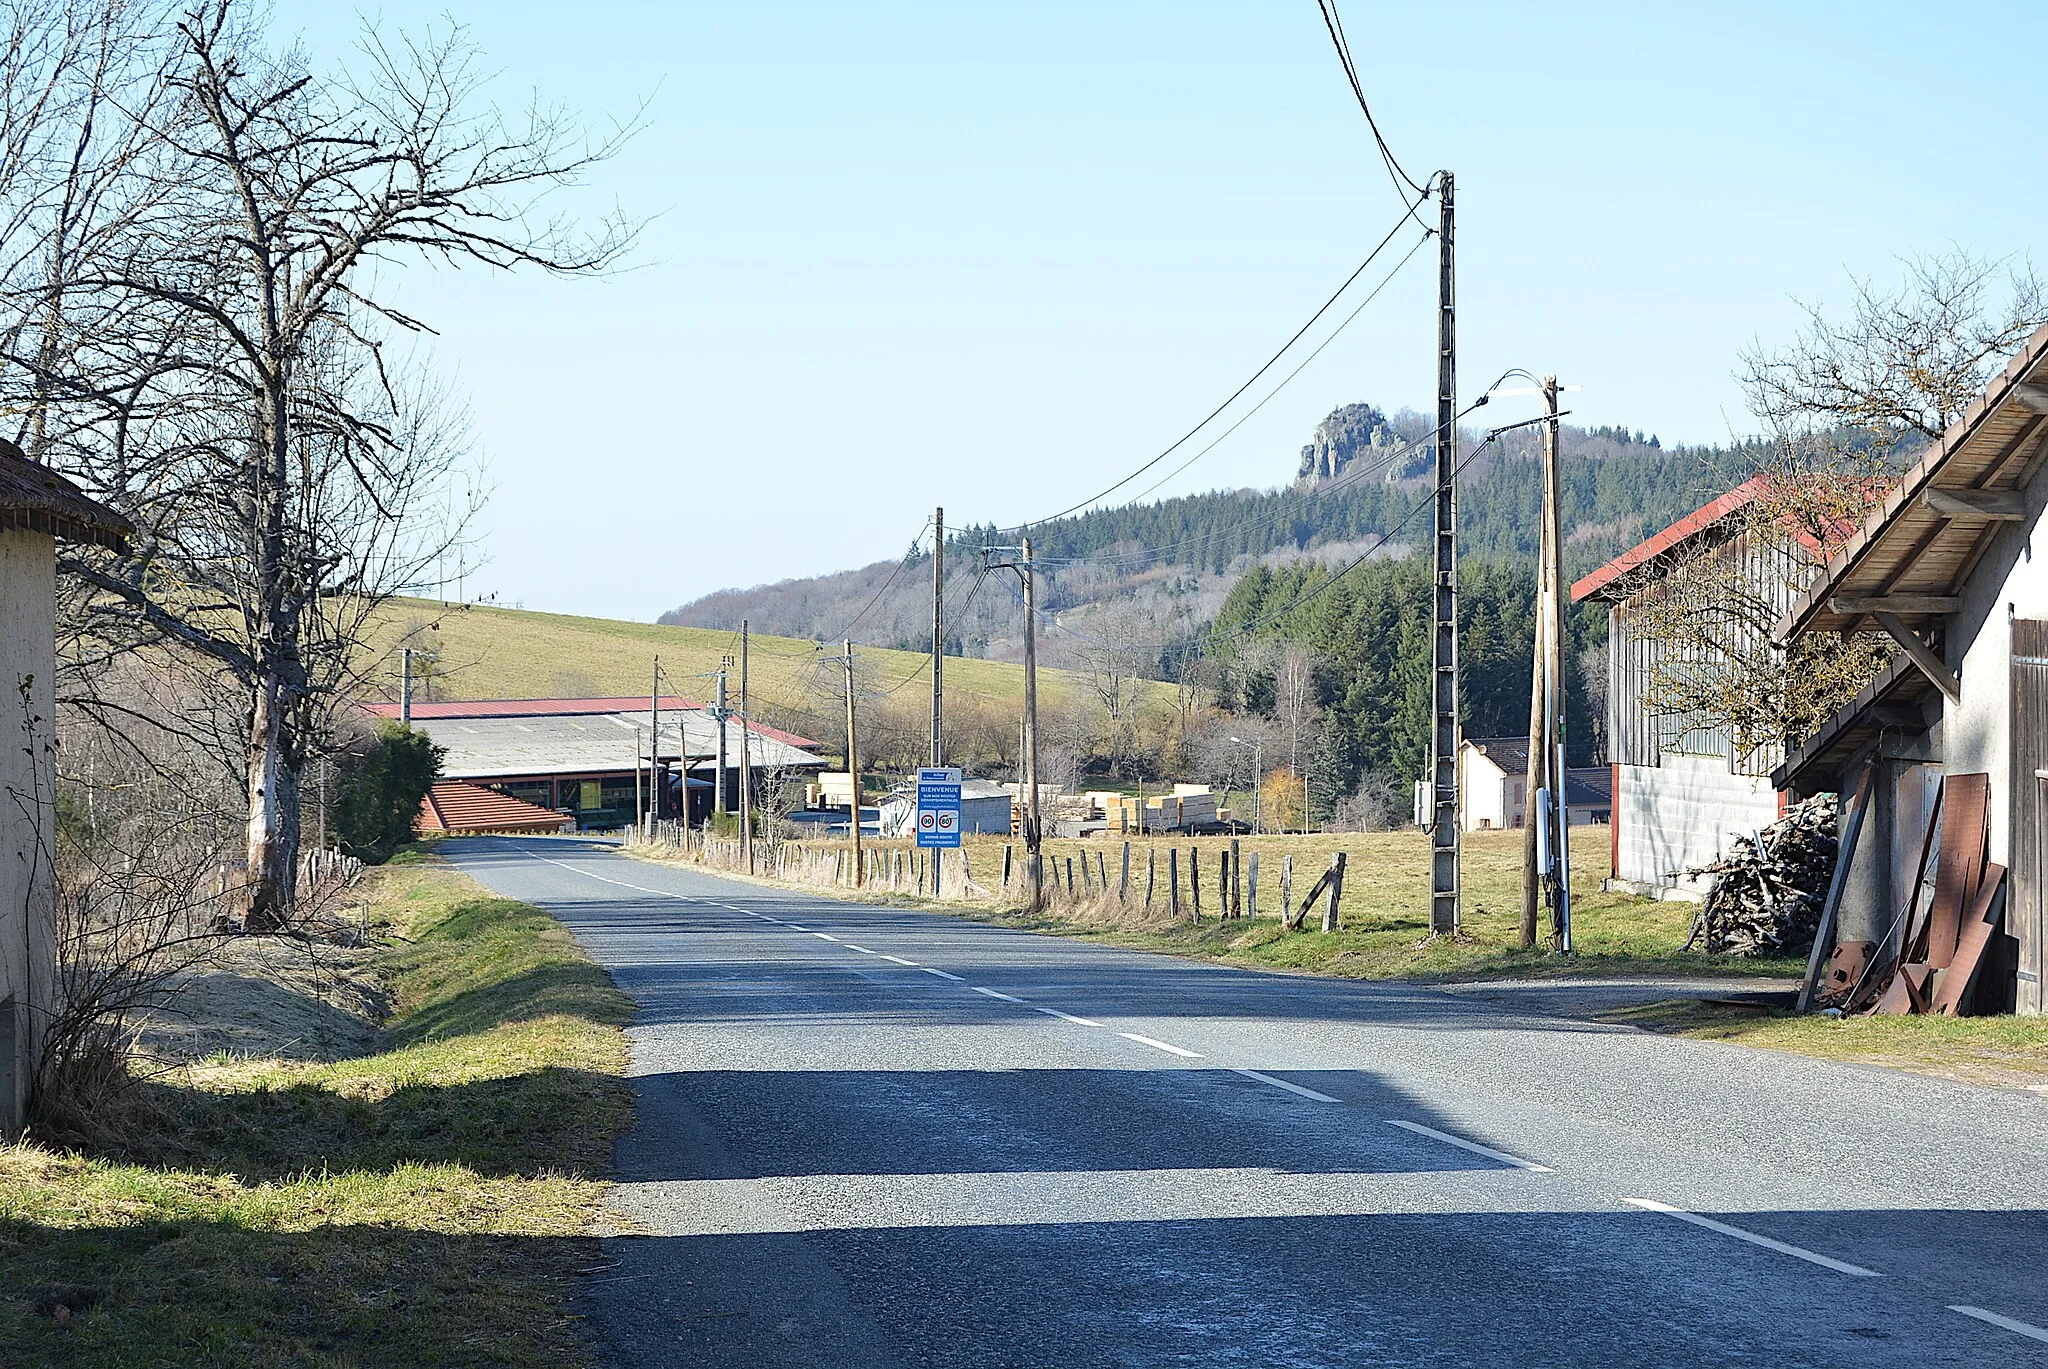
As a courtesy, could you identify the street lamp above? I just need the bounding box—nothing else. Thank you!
[1228,735,1263,832]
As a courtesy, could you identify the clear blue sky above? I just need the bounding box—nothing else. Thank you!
[276,1,2048,622]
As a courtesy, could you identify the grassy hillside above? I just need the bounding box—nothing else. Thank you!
[362,597,1172,754]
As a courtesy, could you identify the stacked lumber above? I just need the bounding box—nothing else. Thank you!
[1819,773,2007,1017]
[1685,795,1838,957]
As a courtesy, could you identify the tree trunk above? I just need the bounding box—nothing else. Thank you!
[243,680,289,931]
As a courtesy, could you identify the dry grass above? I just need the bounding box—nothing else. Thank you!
[1603,999,2048,1089]
[640,827,1806,983]
[360,595,1171,724]
[0,852,635,1367]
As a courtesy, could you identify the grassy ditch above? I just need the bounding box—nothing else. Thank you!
[1603,998,2048,1089]
[0,851,635,1368]
[639,828,1805,984]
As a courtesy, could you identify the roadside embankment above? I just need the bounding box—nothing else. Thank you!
[0,849,635,1367]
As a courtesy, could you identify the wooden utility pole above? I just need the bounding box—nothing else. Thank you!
[1542,375,1573,951]
[931,505,944,766]
[843,637,864,886]
[740,620,753,871]
[1521,388,1554,950]
[1022,537,1042,913]
[400,647,415,725]
[714,656,731,817]
[634,726,645,831]
[1429,170,1461,935]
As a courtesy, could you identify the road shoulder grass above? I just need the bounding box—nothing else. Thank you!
[0,849,635,1368]
[1603,998,2048,1090]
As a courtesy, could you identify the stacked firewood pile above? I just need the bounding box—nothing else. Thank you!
[1685,795,1839,957]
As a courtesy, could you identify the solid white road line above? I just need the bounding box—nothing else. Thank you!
[1036,1006,1104,1028]
[1233,1069,1340,1103]
[1388,1120,1554,1174]
[1621,1199,1879,1277]
[1948,1306,2048,1344]
[922,967,966,981]
[1119,1032,1204,1058]
[972,986,1025,1003]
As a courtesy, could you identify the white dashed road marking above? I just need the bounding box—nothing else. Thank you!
[1949,1306,2048,1344]
[972,986,1025,1003]
[1119,1032,1204,1058]
[1389,1120,1554,1174]
[1622,1199,1879,1277]
[1233,1069,1340,1103]
[1035,1006,1104,1028]
[922,967,966,981]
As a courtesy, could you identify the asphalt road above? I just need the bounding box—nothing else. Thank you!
[442,836,2048,1369]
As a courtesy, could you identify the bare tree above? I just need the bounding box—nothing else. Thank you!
[23,5,633,927]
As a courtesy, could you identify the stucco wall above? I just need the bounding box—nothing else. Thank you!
[1615,756,1780,894]
[0,528,55,1133]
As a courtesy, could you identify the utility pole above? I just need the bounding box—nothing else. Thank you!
[1520,379,1555,950]
[1543,375,1573,952]
[739,621,753,871]
[1429,170,1460,936]
[1021,538,1041,913]
[400,648,415,725]
[651,658,662,832]
[983,540,1043,911]
[931,506,944,766]
[634,726,645,831]
[842,638,863,885]
[714,656,731,818]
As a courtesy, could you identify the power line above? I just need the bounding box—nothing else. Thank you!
[1316,0,1431,221]
[1010,191,1431,531]
[815,518,932,646]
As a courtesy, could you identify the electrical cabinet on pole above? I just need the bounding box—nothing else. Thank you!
[1429,171,1461,935]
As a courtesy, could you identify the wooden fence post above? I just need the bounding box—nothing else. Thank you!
[1322,851,1347,932]
[1280,856,1294,928]
[1145,847,1157,911]
[1120,842,1131,902]
[1096,850,1108,896]
[1167,848,1180,919]
[1003,844,1013,890]
[1229,839,1242,918]
[1189,847,1201,922]
[1247,851,1259,918]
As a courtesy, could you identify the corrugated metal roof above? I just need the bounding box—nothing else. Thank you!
[362,695,820,750]
[412,707,827,780]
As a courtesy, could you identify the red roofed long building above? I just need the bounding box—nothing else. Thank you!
[418,781,574,836]
[365,696,827,832]
[1571,480,1810,899]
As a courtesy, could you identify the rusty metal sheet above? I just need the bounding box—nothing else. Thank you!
[1932,864,2007,1016]
[1922,773,1989,968]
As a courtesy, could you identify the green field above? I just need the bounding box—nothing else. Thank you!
[363,597,1175,748]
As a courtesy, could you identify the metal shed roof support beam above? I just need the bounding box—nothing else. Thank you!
[1873,610,1961,704]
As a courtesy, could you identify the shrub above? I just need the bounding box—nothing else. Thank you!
[333,722,443,862]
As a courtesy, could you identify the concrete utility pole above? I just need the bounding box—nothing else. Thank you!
[1542,376,1573,952]
[651,658,662,831]
[714,656,731,817]
[634,725,645,831]
[1429,170,1461,936]
[1021,538,1042,912]
[740,621,753,871]
[400,647,415,724]
[931,506,944,766]
[842,638,864,885]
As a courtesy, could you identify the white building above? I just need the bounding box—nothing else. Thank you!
[1458,737,1613,833]
[0,445,131,1135]
[1775,322,2048,1013]
[1571,479,1810,899]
